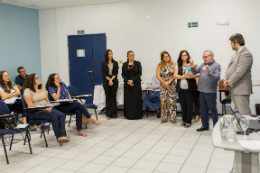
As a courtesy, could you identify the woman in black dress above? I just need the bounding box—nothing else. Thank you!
[122,51,143,120]
[101,49,119,119]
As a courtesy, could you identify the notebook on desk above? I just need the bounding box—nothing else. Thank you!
[230,107,260,130]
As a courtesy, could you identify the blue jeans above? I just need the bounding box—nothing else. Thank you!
[57,102,91,131]
[143,92,161,110]
[200,92,218,128]
[30,109,66,139]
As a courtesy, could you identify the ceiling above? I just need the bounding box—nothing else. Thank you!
[0,0,132,10]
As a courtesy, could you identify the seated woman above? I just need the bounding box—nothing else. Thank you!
[0,71,24,120]
[46,73,101,137]
[24,73,69,146]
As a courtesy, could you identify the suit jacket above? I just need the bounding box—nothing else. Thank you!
[101,60,119,84]
[122,61,142,83]
[225,47,253,95]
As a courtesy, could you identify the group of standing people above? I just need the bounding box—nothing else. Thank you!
[101,33,253,132]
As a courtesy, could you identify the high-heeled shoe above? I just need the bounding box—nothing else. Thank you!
[194,115,200,122]
[77,131,88,137]
[58,141,65,146]
[57,137,70,143]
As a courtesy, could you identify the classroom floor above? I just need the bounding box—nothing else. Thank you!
[0,110,235,173]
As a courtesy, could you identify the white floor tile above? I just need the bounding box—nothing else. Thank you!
[96,141,118,148]
[111,157,138,168]
[155,140,176,147]
[73,152,99,162]
[21,155,51,165]
[112,142,135,150]
[162,154,187,164]
[92,155,118,165]
[189,149,213,159]
[127,168,152,173]
[103,148,126,157]
[38,148,63,157]
[174,141,195,150]
[132,159,160,171]
[168,148,191,156]
[101,166,128,173]
[184,157,210,168]
[138,138,158,145]
[24,166,54,173]
[142,152,166,162]
[85,146,109,155]
[211,151,234,161]
[49,168,75,173]
[150,146,172,154]
[179,165,207,173]
[121,149,147,159]
[193,143,215,151]
[3,163,35,173]
[55,150,81,159]
[155,162,182,173]
[131,144,153,152]
[208,159,234,170]
[39,158,69,168]
[78,163,107,173]
[206,168,231,173]
[58,160,87,171]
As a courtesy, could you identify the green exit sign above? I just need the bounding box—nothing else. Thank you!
[188,22,198,28]
[77,30,85,34]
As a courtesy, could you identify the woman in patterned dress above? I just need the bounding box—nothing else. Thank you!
[156,51,188,123]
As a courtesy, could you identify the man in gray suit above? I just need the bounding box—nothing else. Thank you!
[224,33,253,115]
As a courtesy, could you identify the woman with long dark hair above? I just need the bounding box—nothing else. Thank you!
[122,51,143,120]
[23,74,69,146]
[175,50,198,128]
[101,49,119,119]
[46,73,101,136]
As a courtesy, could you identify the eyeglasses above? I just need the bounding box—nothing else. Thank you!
[182,55,187,57]
[35,77,40,80]
[202,55,211,59]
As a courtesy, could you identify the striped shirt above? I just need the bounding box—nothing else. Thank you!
[48,82,69,99]
[191,60,221,93]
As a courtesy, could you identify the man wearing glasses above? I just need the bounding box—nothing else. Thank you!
[190,50,221,131]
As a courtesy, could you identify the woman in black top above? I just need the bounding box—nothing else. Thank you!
[101,49,119,119]
[122,51,143,120]
[174,50,197,128]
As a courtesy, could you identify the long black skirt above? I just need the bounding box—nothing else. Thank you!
[124,83,143,120]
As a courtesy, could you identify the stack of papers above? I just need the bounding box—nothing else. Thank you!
[4,97,18,104]
[238,140,260,150]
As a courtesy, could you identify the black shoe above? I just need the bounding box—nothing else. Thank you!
[157,109,161,118]
[196,126,209,132]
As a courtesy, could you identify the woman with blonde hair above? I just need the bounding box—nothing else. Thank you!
[157,51,186,123]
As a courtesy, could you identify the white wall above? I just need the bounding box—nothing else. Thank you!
[39,0,260,113]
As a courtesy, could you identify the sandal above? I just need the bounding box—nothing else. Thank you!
[194,115,200,122]
[184,123,191,128]
[106,117,111,120]
[181,122,186,126]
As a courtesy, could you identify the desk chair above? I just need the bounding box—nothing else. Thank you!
[218,90,231,115]
[21,96,51,147]
[67,86,98,120]
[0,101,32,164]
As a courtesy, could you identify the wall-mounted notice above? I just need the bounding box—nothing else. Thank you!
[188,22,198,28]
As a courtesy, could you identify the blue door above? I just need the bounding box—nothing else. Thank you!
[68,34,106,103]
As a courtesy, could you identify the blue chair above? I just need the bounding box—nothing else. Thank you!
[0,101,32,164]
[21,96,50,147]
[219,90,231,115]
[67,86,98,120]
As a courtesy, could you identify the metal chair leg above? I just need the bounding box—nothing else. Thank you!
[68,115,72,127]
[85,124,88,129]
[1,135,9,164]
[9,134,14,151]
[95,109,98,120]
[47,123,50,134]
[26,129,33,154]
[41,125,48,147]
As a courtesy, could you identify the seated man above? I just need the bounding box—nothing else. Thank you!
[15,66,28,92]
[143,76,161,118]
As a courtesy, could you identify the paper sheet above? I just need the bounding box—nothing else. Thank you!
[17,124,28,129]
[238,140,260,150]
[4,97,18,104]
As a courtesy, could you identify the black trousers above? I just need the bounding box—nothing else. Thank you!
[103,83,118,118]
[194,90,200,116]
[179,89,196,124]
